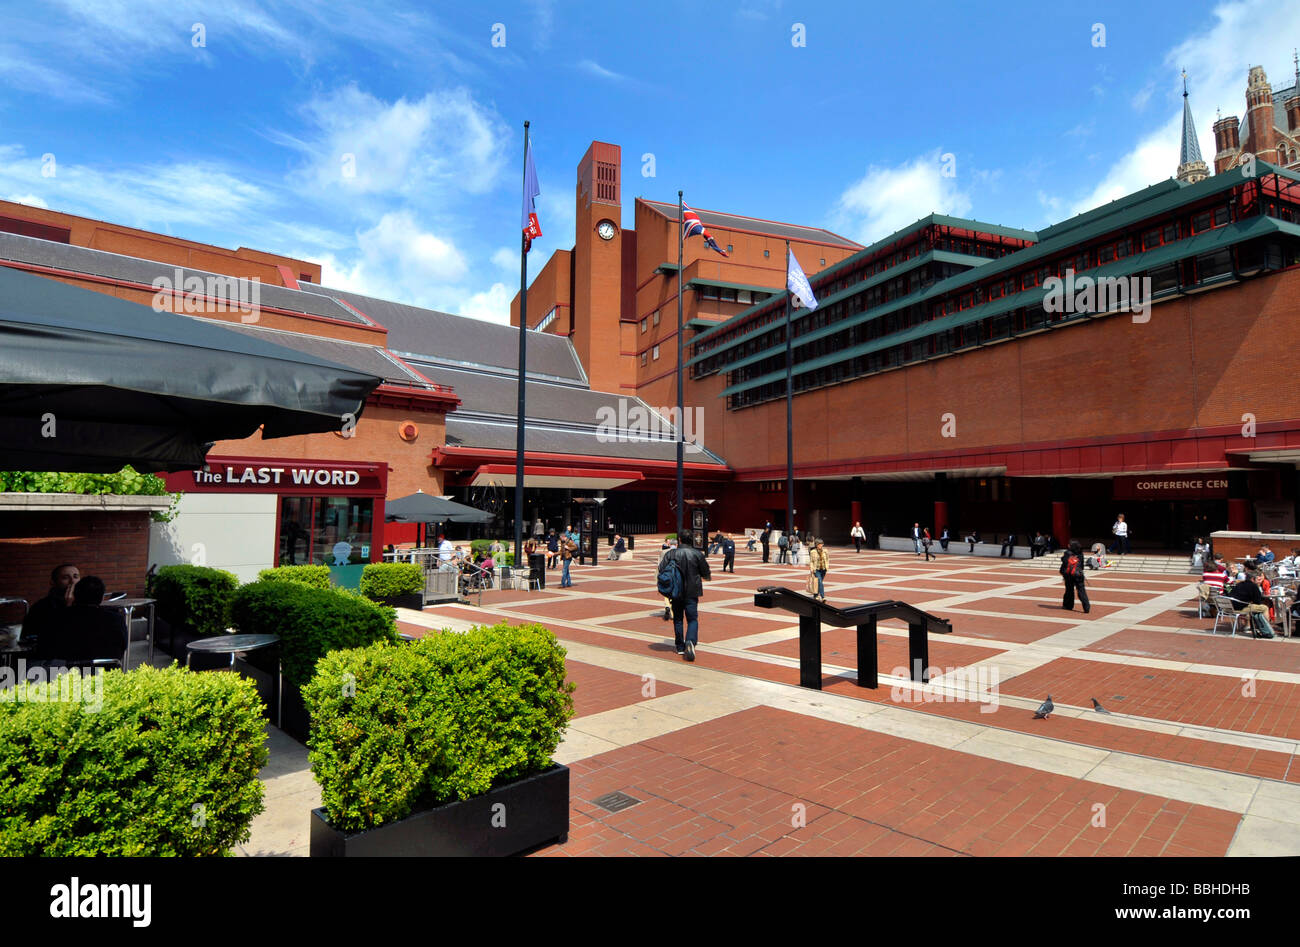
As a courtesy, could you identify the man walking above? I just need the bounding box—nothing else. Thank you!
[559,534,576,588]
[850,521,865,554]
[663,530,711,660]
[1060,540,1090,613]
[912,522,922,556]
[721,532,736,573]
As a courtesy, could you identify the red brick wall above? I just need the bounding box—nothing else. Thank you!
[0,510,151,607]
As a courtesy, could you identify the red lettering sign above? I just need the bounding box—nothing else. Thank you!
[162,457,385,496]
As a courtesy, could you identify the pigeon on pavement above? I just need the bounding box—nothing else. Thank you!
[1091,697,1111,714]
[1032,695,1054,719]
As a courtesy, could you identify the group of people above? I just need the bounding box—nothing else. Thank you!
[524,527,579,589]
[757,523,809,565]
[1198,546,1300,639]
[15,564,128,666]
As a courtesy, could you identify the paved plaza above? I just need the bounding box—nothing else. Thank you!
[241,543,1300,857]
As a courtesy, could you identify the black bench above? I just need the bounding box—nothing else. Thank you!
[754,586,952,690]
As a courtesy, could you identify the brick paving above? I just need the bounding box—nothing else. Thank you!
[368,546,1300,857]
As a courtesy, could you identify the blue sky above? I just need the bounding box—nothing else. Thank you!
[1,0,1297,323]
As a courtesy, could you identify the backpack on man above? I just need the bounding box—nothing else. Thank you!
[657,553,683,600]
[1062,553,1081,577]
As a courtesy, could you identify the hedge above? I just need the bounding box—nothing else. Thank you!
[230,581,398,688]
[0,665,267,855]
[256,565,332,589]
[304,622,575,832]
[148,565,239,638]
[358,563,423,600]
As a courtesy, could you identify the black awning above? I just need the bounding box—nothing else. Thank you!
[0,265,383,472]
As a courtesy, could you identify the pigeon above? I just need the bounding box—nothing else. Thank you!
[1032,695,1054,719]
[1090,697,1111,715]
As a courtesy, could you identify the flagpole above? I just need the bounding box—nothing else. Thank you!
[676,190,685,539]
[514,121,529,571]
[785,240,794,544]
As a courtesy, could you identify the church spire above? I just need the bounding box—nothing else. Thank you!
[1177,69,1209,183]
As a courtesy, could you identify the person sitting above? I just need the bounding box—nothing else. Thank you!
[19,563,81,648]
[607,534,626,561]
[1257,545,1276,566]
[33,575,127,666]
[1030,532,1047,558]
[1086,543,1107,570]
[1044,533,1058,554]
[965,530,980,553]
[746,533,758,552]
[1229,570,1275,638]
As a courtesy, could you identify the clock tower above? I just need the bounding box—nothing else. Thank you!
[573,141,633,393]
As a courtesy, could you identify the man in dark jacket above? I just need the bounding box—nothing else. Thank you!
[667,530,711,661]
[720,533,736,573]
[33,576,127,664]
[19,562,80,647]
[1060,541,1090,613]
[1231,571,1276,638]
[760,523,771,563]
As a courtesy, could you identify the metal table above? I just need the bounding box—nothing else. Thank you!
[102,597,157,665]
[185,634,282,725]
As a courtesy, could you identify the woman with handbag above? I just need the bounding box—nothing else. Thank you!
[808,538,830,603]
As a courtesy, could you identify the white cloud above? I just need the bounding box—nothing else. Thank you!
[1071,0,1298,218]
[578,60,626,82]
[4,193,48,208]
[491,247,517,271]
[458,282,513,325]
[282,84,507,199]
[832,149,973,245]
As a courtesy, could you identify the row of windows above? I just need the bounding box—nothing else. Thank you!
[640,310,662,333]
[723,238,1295,409]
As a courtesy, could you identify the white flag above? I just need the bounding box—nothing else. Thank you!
[787,248,818,311]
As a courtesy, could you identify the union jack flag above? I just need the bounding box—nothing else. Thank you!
[682,203,729,257]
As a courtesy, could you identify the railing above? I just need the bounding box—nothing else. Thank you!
[455,562,495,608]
[754,586,952,690]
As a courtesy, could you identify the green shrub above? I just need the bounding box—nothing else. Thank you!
[148,564,239,638]
[0,665,267,855]
[305,622,575,832]
[230,581,398,688]
[359,563,424,600]
[256,565,332,589]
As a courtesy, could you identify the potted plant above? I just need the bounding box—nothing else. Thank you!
[148,564,239,669]
[229,581,397,742]
[305,622,575,857]
[359,562,424,610]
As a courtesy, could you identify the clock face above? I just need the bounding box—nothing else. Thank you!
[597,220,617,240]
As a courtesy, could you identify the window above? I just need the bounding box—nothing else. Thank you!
[1192,210,1212,233]
[1163,223,1178,243]
[652,344,660,360]
[763,249,770,258]
[640,317,647,333]
[819,258,825,266]
[1098,245,1115,264]
[1214,205,1230,227]
[652,310,661,326]
[1141,227,1161,251]
[641,353,647,367]
[1195,249,1233,282]
[738,290,752,304]
[727,244,734,254]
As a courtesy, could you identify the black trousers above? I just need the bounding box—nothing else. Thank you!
[854,538,862,553]
[722,551,734,572]
[1001,543,1014,557]
[761,541,769,563]
[940,539,949,551]
[1062,577,1090,612]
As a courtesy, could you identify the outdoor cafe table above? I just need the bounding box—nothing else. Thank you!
[101,597,157,664]
[185,634,282,726]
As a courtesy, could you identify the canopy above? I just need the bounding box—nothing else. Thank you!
[384,490,494,524]
[0,265,383,472]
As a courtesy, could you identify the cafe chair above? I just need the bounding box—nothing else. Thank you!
[1211,595,1248,637]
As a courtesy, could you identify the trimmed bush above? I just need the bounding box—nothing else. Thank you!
[305,622,575,832]
[149,564,239,638]
[359,562,424,600]
[256,565,332,589]
[230,581,398,689]
[0,665,267,855]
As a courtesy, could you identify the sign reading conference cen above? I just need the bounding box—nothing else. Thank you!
[1112,476,1230,500]
[163,460,383,495]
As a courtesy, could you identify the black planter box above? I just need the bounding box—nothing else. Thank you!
[278,680,310,744]
[375,593,424,611]
[310,763,569,857]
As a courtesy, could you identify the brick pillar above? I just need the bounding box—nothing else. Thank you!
[850,500,862,528]
[1228,473,1251,531]
[1052,501,1070,547]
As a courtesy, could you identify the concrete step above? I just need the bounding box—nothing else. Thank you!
[1015,553,1197,575]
